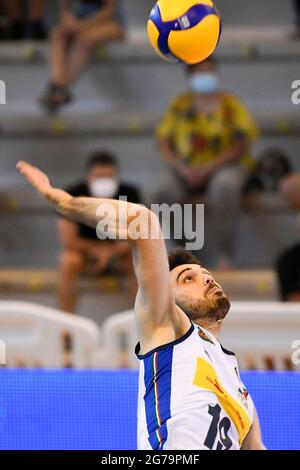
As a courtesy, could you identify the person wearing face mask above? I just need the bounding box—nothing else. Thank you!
[57,151,142,313]
[156,57,258,268]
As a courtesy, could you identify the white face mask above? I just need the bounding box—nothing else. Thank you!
[89,178,119,198]
[189,72,219,94]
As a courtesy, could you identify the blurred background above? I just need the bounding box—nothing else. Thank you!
[0,0,300,451]
[0,0,299,369]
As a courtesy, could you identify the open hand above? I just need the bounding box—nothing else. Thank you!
[16,161,71,205]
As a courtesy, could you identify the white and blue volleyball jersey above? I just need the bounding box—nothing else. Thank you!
[135,323,254,450]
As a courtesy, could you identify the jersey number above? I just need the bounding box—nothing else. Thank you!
[204,404,233,450]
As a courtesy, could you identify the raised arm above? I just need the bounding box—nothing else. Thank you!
[17,162,184,350]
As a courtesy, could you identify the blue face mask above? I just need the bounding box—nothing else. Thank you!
[189,72,219,94]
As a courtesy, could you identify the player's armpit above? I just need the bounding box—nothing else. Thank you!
[132,212,183,345]
[241,408,266,450]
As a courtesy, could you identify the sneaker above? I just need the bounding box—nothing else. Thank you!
[40,83,73,114]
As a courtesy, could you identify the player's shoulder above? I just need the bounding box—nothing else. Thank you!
[135,322,195,360]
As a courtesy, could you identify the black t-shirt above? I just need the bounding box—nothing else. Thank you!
[63,181,142,240]
[79,0,104,6]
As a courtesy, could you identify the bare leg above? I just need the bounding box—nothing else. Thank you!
[49,25,72,87]
[58,250,86,313]
[66,21,123,85]
[42,20,122,111]
[206,165,247,267]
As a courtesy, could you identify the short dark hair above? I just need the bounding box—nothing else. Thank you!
[87,151,118,171]
[168,248,201,271]
[186,56,218,75]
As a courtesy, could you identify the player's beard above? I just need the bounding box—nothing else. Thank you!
[176,294,231,323]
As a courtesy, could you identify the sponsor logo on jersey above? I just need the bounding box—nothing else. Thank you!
[238,386,249,409]
[193,357,251,445]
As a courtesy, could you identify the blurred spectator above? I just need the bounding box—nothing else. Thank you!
[281,173,300,210]
[41,0,124,113]
[244,148,293,193]
[57,151,141,313]
[156,58,258,268]
[292,0,300,38]
[1,0,47,40]
[277,173,300,301]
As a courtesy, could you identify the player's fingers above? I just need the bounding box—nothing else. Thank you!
[16,161,36,182]
[17,161,44,184]
[16,160,34,172]
[16,164,43,194]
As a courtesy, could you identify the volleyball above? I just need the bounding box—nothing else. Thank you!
[147,0,221,64]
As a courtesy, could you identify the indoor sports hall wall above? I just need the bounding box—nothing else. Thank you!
[0,370,299,450]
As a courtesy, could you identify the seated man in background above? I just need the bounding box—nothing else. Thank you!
[157,57,258,268]
[57,151,141,313]
[1,0,47,40]
[41,0,123,112]
[277,173,300,302]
